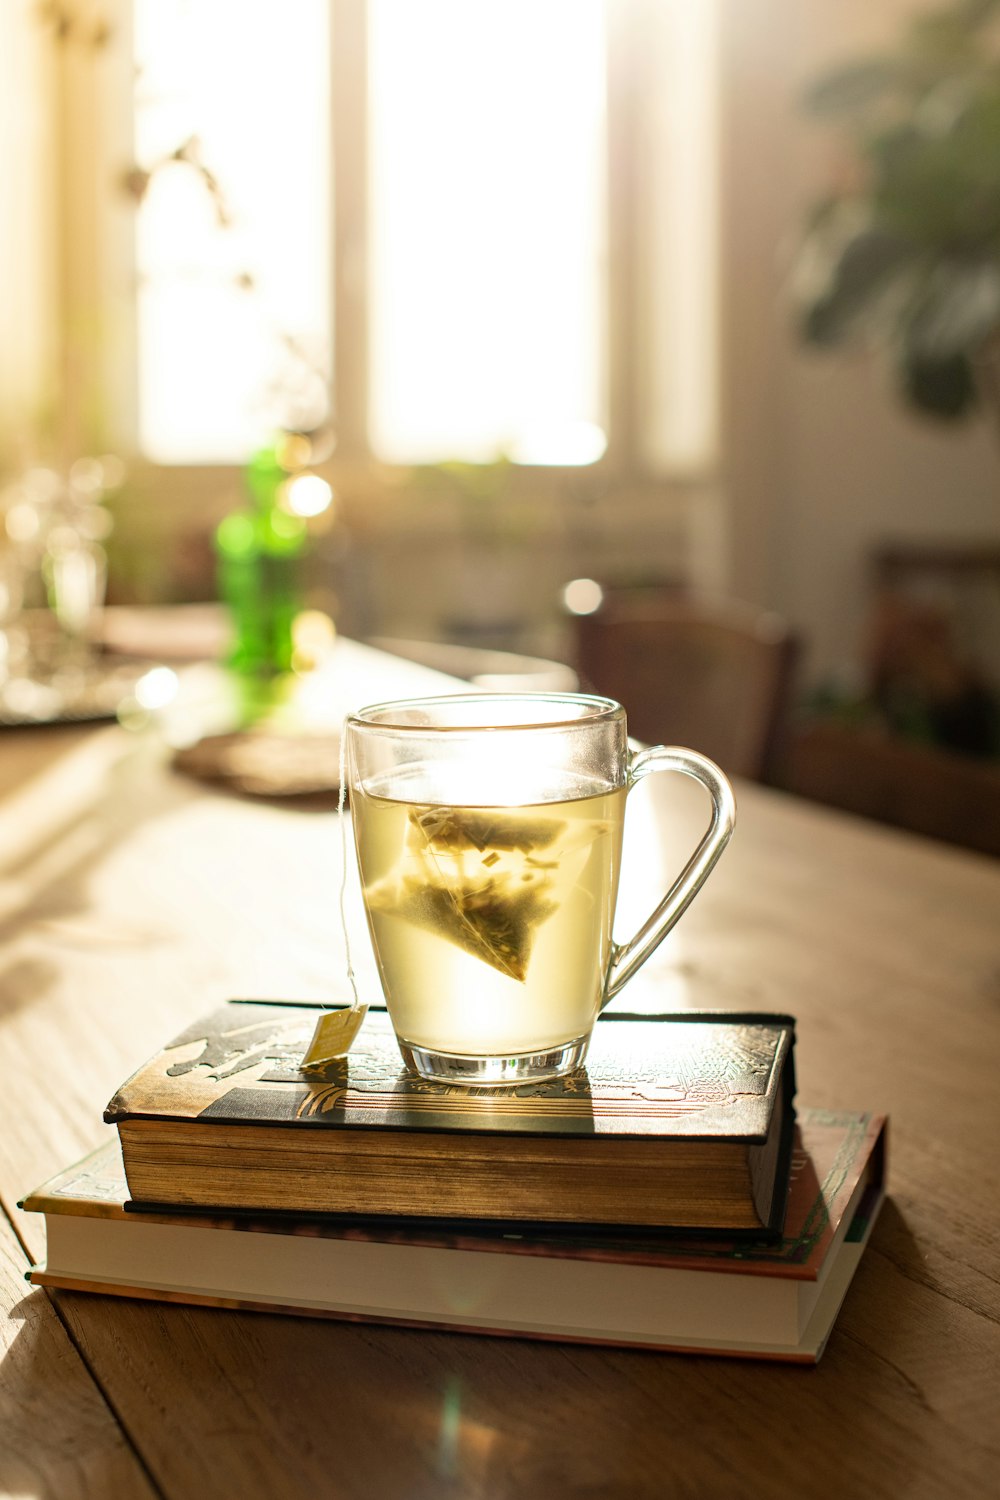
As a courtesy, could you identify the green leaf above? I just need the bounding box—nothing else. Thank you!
[950,83,1000,162]
[907,11,982,67]
[798,227,919,346]
[802,57,902,118]
[897,345,979,418]
[959,0,1000,25]
[869,118,1000,246]
[904,259,1000,358]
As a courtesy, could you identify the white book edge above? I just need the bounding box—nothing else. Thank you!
[32,1176,883,1363]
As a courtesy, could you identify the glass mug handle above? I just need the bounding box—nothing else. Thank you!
[603,746,736,1003]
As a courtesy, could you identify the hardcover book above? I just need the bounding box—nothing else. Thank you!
[103,1002,796,1235]
[23,1110,886,1364]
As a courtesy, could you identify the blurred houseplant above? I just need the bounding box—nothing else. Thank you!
[795,0,1000,424]
[792,0,1000,763]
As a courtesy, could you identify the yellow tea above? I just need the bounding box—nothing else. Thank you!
[353,773,626,1058]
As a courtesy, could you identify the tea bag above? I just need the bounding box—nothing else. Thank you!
[410,808,564,857]
[365,805,597,983]
[376,871,556,982]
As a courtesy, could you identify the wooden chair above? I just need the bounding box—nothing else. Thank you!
[572,592,799,783]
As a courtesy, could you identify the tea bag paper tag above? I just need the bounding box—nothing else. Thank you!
[300,1006,368,1071]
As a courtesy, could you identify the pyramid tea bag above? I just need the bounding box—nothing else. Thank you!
[410,807,564,857]
[372,872,555,982]
[364,805,602,982]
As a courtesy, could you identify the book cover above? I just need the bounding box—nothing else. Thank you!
[103,1003,797,1233]
[105,1002,794,1141]
[23,1110,886,1364]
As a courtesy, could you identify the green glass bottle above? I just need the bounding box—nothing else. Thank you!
[214,439,309,682]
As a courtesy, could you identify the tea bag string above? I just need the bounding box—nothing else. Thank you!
[299,723,363,1071]
[337,723,361,1010]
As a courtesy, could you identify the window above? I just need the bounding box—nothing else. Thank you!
[131,0,718,475]
[134,0,332,463]
[368,0,606,467]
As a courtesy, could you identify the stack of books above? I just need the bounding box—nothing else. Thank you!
[22,1001,886,1363]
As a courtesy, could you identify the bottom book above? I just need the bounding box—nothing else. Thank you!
[22,1108,886,1364]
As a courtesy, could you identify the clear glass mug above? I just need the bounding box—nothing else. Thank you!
[345,692,735,1086]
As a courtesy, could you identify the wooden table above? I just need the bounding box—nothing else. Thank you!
[2,639,999,1500]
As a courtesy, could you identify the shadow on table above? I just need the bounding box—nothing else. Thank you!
[0,1288,152,1496]
[0,738,201,1016]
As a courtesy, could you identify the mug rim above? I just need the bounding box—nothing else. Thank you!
[347,691,625,733]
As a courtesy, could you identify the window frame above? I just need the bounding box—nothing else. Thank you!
[53,0,723,616]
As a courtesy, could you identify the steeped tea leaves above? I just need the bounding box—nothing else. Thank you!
[410,808,565,855]
[353,782,627,1055]
[368,873,556,981]
[363,805,603,982]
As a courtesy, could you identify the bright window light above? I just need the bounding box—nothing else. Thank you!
[130,1,717,474]
[367,0,607,466]
[640,0,719,471]
[134,1,331,464]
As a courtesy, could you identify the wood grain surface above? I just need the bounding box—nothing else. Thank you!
[2,639,999,1500]
[0,1212,157,1499]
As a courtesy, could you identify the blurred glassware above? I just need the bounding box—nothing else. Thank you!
[0,457,123,723]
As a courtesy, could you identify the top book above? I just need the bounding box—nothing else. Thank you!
[104,1002,796,1236]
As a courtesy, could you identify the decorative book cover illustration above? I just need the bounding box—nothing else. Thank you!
[105,1002,795,1141]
